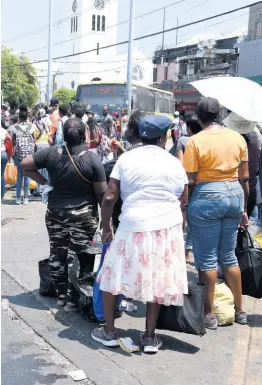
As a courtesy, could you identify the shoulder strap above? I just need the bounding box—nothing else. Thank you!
[65,144,91,184]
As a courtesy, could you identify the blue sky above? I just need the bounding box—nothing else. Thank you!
[2,0,250,61]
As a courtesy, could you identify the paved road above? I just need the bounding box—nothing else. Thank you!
[1,193,262,385]
[2,311,75,385]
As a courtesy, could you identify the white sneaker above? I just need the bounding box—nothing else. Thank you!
[23,197,29,205]
[16,197,21,205]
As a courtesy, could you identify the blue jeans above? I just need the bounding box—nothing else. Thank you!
[14,157,30,198]
[1,151,8,199]
[188,181,244,271]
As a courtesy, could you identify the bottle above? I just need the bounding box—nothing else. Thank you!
[2,299,9,311]
[93,231,102,253]
[120,300,137,312]
[126,302,137,312]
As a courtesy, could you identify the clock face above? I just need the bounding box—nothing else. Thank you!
[94,0,104,9]
[72,0,78,12]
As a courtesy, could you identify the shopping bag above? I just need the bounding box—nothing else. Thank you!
[156,282,206,336]
[93,242,123,321]
[38,259,57,297]
[236,230,262,299]
[4,162,17,185]
[29,179,37,190]
[214,280,234,326]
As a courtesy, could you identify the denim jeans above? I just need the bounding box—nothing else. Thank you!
[1,151,8,199]
[14,157,30,198]
[188,181,244,271]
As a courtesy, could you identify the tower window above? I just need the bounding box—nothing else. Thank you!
[92,14,96,31]
[102,16,105,31]
[71,16,78,33]
[97,15,101,31]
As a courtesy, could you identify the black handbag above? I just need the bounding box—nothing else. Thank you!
[156,282,206,336]
[236,229,262,299]
[38,259,57,297]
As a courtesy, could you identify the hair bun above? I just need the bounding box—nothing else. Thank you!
[19,104,28,112]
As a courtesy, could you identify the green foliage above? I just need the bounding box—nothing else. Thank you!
[53,88,76,105]
[1,47,39,108]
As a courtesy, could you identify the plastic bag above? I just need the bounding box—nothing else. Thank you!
[214,281,234,326]
[29,179,37,190]
[4,162,17,185]
[93,242,123,321]
[156,282,206,336]
[38,259,57,297]
[236,230,262,299]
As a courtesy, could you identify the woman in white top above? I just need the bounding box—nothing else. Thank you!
[92,115,188,353]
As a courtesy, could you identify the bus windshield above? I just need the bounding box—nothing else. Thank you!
[76,84,126,108]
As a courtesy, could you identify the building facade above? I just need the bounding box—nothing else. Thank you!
[248,3,262,40]
[152,37,239,111]
[235,3,262,86]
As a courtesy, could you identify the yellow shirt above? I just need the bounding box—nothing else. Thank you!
[183,128,248,184]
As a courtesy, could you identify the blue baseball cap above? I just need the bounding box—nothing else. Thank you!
[50,96,59,106]
[139,115,172,139]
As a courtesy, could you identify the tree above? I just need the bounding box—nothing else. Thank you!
[1,47,39,108]
[53,88,76,105]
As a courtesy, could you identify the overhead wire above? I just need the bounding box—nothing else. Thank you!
[175,11,249,45]
[2,1,110,43]
[23,0,188,54]
[1,2,260,68]
[36,58,151,76]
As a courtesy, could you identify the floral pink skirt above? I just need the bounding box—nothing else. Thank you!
[97,224,188,306]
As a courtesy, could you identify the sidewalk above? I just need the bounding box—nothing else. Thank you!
[1,193,262,385]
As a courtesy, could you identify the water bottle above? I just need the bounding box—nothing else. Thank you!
[120,300,137,312]
[93,231,102,254]
[2,299,9,311]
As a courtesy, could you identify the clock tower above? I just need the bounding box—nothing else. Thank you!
[52,0,119,88]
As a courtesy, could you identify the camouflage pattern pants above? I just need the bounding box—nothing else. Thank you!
[45,204,98,304]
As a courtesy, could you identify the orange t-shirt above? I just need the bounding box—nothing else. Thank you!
[183,128,248,184]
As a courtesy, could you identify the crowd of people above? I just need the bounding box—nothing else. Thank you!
[1,98,129,203]
[1,95,262,354]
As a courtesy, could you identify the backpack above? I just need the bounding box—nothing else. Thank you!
[14,124,35,160]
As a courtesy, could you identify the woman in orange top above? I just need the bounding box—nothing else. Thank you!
[184,98,249,330]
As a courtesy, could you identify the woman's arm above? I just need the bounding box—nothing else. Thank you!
[176,149,184,163]
[179,184,188,230]
[21,155,48,185]
[187,172,198,198]
[92,181,107,207]
[101,178,120,242]
[238,160,249,228]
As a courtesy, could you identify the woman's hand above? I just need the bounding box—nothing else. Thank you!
[239,211,249,230]
[111,139,126,153]
[102,227,113,243]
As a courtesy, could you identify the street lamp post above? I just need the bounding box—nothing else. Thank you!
[126,0,135,115]
[47,0,53,104]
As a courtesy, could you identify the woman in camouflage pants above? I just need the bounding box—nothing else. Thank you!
[22,118,107,311]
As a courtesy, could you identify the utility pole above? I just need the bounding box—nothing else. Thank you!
[162,7,166,52]
[53,68,62,92]
[175,18,179,46]
[47,0,53,104]
[126,0,135,115]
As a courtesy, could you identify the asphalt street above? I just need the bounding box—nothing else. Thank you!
[2,311,75,385]
[1,192,262,385]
